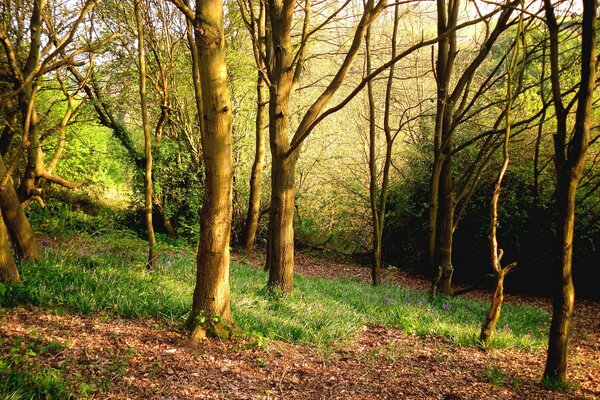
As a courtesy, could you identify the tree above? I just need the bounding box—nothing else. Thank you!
[479,3,525,347]
[238,0,268,252]
[364,1,404,285]
[170,0,235,340]
[264,0,387,293]
[428,0,520,296]
[543,0,596,384]
[0,0,96,202]
[134,0,158,268]
[0,207,19,284]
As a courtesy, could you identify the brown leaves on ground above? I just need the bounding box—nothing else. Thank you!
[1,249,599,399]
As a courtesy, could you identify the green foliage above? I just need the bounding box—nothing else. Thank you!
[541,376,579,393]
[383,161,600,298]
[0,335,75,399]
[485,365,508,386]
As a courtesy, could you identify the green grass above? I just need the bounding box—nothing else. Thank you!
[1,231,549,350]
[0,335,74,400]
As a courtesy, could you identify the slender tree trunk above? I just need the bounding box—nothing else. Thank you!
[0,155,40,261]
[186,0,234,341]
[480,10,523,348]
[433,157,454,296]
[135,0,157,269]
[543,0,595,383]
[429,0,459,290]
[365,26,381,286]
[428,157,443,267]
[17,96,41,201]
[242,73,267,251]
[480,268,508,347]
[0,210,20,284]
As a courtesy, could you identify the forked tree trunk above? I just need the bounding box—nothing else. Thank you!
[0,210,20,284]
[543,0,596,384]
[0,155,40,261]
[480,9,524,348]
[242,73,267,251]
[134,0,157,269]
[186,0,234,341]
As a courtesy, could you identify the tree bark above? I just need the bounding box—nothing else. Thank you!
[0,155,40,261]
[134,0,158,269]
[263,0,386,293]
[267,152,297,293]
[543,0,596,383]
[0,209,20,285]
[184,0,234,341]
[365,25,381,286]
[432,152,455,296]
[242,73,267,251]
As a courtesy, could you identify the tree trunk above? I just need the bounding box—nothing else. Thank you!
[544,176,577,382]
[0,155,40,261]
[134,0,157,269]
[267,152,297,293]
[365,26,381,286]
[543,0,595,384]
[480,269,506,348]
[0,210,20,284]
[242,73,267,251]
[187,0,234,341]
[432,158,454,296]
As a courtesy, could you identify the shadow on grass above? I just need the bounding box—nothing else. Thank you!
[1,233,549,350]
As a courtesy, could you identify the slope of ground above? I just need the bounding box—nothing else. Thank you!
[0,237,598,399]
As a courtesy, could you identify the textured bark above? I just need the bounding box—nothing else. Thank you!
[181,0,234,341]
[543,0,596,384]
[263,0,298,291]
[433,166,454,296]
[429,0,515,296]
[365,26,381,286]
[0,210,20,284]
[0,155,40,261]
[267,153,297,293]
[134,0,157,269]
[242,74,267,250]
[264,0,386,293]
[479,268,508,348]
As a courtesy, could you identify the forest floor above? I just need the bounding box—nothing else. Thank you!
[1,243,599,399]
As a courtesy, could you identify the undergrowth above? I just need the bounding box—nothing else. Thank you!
[1,230,549,351]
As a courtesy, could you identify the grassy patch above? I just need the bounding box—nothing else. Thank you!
[0,335,75,399]
[1,232,549,350]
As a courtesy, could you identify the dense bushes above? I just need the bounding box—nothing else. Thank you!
[382,166,600,300]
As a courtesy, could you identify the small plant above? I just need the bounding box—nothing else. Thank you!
[541,376,578,393]
[255,358,269,368]
[485,365,507,386]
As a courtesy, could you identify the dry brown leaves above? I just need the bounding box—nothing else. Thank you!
[1,249,598,399]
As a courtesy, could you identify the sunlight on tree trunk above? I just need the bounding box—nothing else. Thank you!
[0,209,20,285]
[543,0,596,383]
[134,0,157,269]
[242,3,268,252]
[171,0,235,341]
[0,155,39,261]
[480,12,524,346]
